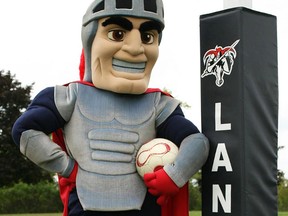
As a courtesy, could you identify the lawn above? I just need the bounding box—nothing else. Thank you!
[0,213,196,216]
[0,214,61,216]
[1,212,288,216]
[190,211,201,216]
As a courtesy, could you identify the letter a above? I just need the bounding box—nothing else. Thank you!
[212,143,233,172]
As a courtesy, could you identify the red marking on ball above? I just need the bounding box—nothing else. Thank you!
[136,143,171,167]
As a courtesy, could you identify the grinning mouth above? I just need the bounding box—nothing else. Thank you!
[112,58,146,73]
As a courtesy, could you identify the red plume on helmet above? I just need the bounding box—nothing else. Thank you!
[79,49,85,81]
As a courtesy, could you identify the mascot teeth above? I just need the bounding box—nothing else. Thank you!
[112,58,146,73]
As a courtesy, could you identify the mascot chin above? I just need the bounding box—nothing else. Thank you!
[12,1,209,215]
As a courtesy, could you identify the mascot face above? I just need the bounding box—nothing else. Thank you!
[90,16,160,94]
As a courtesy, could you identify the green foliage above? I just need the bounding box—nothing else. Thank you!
[0,181,62,213]
[278,170,285,186]
[189,211,201,216]
[189,183,201,210]
[189,171,202,210]
[0,70,52,187]
[278,180,288,211]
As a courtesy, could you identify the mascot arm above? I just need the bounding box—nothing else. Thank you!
[156,106,210,187]
[12,86,75,177]
[20,129,75,177]
[145,106,209,211]
[143,134,209,205]
[164,133,209,187]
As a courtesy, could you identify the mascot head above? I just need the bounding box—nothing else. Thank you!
[81,0,165,94]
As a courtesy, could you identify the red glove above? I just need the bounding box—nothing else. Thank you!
[144,169,179,206]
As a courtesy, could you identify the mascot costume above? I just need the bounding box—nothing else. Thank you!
[12,0,209,215]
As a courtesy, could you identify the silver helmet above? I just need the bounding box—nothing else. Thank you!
[81,0,165,81]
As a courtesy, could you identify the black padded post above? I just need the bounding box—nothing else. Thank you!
[200,7,278,216]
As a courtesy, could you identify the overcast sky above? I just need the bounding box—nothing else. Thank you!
[0,0,287,177]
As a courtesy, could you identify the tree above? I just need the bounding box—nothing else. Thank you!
[278,179,288,211]
[0,70,52,187]
[277,146,285,186]
[189,172,202,210]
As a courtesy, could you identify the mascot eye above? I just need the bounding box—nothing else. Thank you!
[141,32,154,44]
[108,30,126,42]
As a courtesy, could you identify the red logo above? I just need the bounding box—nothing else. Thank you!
[201,39,240,87]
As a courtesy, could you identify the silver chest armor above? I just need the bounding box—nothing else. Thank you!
[55,83,180,211]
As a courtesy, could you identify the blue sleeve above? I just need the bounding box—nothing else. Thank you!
[12,87,66,146]
[156,105,200,147]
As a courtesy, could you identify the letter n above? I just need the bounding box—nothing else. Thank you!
[212,184,232,213]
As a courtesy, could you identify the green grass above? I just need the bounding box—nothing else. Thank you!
[0,214,61,216]
[0,213,199,216]
[190,211,201,216]
[191,212,288,216]
[0,212,287,216]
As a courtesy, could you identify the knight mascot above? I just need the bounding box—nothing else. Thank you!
[12,0,209,215]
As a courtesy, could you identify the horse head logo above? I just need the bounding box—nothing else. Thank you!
[201,39,240,87]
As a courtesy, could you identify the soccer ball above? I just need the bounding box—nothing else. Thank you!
[136,138,178,178]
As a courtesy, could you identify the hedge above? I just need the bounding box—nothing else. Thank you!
[2,181,287,213]
[0,181,63,213]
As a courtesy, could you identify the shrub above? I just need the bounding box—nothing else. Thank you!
[189,184,201,210]
[0,181,63,213]
[278,184,288,211]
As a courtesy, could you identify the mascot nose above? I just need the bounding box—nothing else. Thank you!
[122,30,144,56]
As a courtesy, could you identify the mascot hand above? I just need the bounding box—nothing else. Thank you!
[58,162,78,216]
[59,162,78,186]
[144,169,179,205]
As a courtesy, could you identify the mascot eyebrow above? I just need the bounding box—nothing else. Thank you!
[102,16,162,33]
